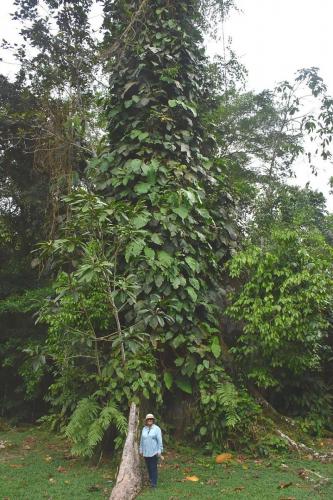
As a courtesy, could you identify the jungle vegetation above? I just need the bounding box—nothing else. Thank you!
[1,0,333,461]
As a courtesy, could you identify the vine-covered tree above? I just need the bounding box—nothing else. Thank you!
[38,0,252,473]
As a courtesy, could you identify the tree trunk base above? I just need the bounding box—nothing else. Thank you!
[110,402,142,500]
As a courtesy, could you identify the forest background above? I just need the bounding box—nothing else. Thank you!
[1,0,333,464]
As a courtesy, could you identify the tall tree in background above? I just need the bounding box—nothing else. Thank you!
[0,76,52,420]
[0,0,103,419]
[6,0,104,230]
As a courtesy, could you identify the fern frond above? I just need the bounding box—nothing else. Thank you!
[87,401,127,451]
[65,397,100,457]
[216,382,240,428]
[65,398,127,458]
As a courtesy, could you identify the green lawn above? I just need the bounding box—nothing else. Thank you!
[0,426,115,499]
[0,426,332,499]
[138,451,333,499]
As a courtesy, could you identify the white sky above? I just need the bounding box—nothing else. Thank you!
[222,0,333,211]
[1,0,333,209]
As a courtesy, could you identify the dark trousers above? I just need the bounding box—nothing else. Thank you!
[144,455,158,487]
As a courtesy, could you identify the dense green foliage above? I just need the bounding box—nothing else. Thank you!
[1,0,333,458]
[0,0,100,420]
[0,75,51,419]
[228,229,332,385]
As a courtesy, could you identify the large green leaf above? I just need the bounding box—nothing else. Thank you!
[125,239,145,262]
[124,158,142,172]
[186,286,197,302]
[132,213,150,229]
[175,377,192,394]
[172,206,189,219]
[151,233,163,245]
[154,274,164,288]
[158,250,173,267]
[211,336,221,359]
[134,182,152,194]
[163,372,173,390]
[144,246,155,262]
[168,99,178,108]
[185,256,199,273]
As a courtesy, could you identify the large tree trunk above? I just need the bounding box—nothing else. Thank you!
[110,402,142,500]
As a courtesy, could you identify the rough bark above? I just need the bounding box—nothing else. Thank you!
[110,402,142,500]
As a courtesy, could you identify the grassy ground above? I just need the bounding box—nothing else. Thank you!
[0,426,115,499]
[0,426,332,499]
[138,450,333,499]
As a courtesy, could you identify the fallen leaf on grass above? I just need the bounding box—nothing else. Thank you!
[185,475,199,482]
[57,466,67,473]
[234,486,245,492]
[279,497,296,500]
[215,453,232,463]
[44,455,53,463]
[242,464,249,470]
[9,464,24,468]
[48,478,56,484]
[280,463,289,470]
[278,482,293,489]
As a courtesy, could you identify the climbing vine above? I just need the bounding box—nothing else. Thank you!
[38,0,240,452]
